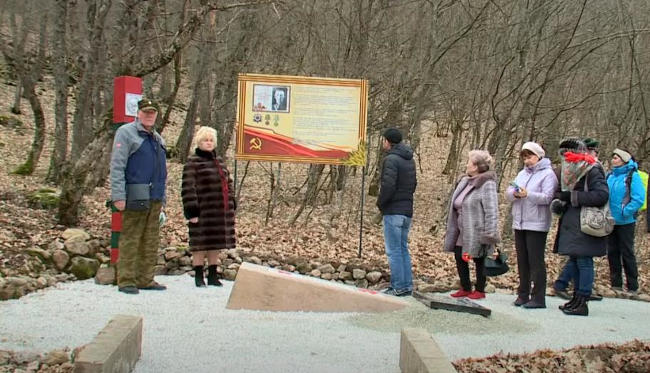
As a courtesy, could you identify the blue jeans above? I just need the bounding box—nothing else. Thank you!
[555,256,594,297]
[383,215,413,291]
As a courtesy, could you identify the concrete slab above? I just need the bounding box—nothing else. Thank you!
[399,328,457,373]
[226,262,408,312]
[74,315,142,373]
[413,291,491,317]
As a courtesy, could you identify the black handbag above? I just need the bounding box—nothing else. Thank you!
[485,249,509,277]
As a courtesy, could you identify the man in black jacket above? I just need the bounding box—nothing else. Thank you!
[376,128,417,296]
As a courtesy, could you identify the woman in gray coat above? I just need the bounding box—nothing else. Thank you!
[443,150,500,300]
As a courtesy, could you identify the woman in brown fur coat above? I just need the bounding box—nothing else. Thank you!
[181,126,236,287]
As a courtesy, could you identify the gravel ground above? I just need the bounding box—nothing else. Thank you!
[1,275,649,372]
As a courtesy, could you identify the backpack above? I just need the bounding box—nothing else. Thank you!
[639,170,648,211]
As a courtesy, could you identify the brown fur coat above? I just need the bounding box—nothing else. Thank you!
[181,148,236,251]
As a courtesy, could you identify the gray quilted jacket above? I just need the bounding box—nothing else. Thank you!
[443,171,500,257]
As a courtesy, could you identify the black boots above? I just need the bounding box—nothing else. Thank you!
[194,266,206,287]
[207,265,223,287]
[558,294,578,311]
[562,295,588,316]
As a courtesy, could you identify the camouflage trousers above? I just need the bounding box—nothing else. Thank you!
[117,201,162,288]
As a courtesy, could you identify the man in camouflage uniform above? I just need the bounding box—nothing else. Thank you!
[110,99,168,294]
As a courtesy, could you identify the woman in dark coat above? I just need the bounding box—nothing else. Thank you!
[551,138,609,316]
[181,126,236,287]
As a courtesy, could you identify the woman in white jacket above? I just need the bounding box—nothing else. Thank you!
[506,142,558,308]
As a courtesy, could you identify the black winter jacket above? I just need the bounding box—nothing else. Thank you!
[376,143,417,217]
[553,166,609,257]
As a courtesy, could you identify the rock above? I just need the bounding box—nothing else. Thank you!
[310,261,322,269]
[355,279,368,288]
[94,266,116,285]
[52,250,70,271]
[87,239,102,255]
[485,284,496,293]
[25,360,40,372]
[336,264,347,272]
[417,283,438,293]
[296,262,311,274]
[67,257,100,280]
[310,269,322,277]
[318,263,335,274]
[164,250,181,261]
[227,263,240,270]
[638,293,650,302]
[7,276,28,287]
[223,269,237,281]
[44,349,69,365]
[26,247,51,262]
[62,228,90,241]
[365,271,382,283]
[27,189,59,210]
[0,350,10,364]
[280,264,295,272]
[247,256,262,265]
[13,350,39,364]
[268,260,280,267]
[36,277,48,288]
[321,273,332,280]
[154,265,166,276]
[339,271,352,281]
[179,256,192,266]
[64,239,90,256]
[48,239,65,251]
[352,268,366,280]
[95,253,110,264]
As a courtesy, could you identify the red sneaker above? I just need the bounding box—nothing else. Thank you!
[450,289,471,298]
[467,291,485,300]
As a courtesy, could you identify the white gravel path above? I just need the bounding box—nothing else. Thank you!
[1,275,649,372]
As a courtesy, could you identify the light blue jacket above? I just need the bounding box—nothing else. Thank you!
[506,157,558,232]
[607,160,646,225]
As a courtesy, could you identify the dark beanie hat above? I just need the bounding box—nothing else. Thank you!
[558,137,586,151]
[583,138,600,150]
[383,128,402,144]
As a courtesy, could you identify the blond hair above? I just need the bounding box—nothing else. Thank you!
[193,126,217,148]
[468,150,493,173]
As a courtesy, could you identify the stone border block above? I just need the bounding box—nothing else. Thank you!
[74,315,142,373]
[399,328,457,373]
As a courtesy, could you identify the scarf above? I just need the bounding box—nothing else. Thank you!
[561,151,596,191]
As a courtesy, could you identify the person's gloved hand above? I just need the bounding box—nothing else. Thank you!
[557,191,571,202]
[550,199,567,215]
[462,252,471,262]
[159,211,167,226]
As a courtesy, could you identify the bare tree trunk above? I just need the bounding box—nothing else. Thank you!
[47,0,70,184]
[70,0,111,161]
[326,165,347,241]
[265,163,281,225]
[289,164,324,226]
[58,125,113,226]
[12,77,45,175]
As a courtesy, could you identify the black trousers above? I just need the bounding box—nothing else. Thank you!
[454,246,486,292]
[607,223,639,291]
[514,230,548,303]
